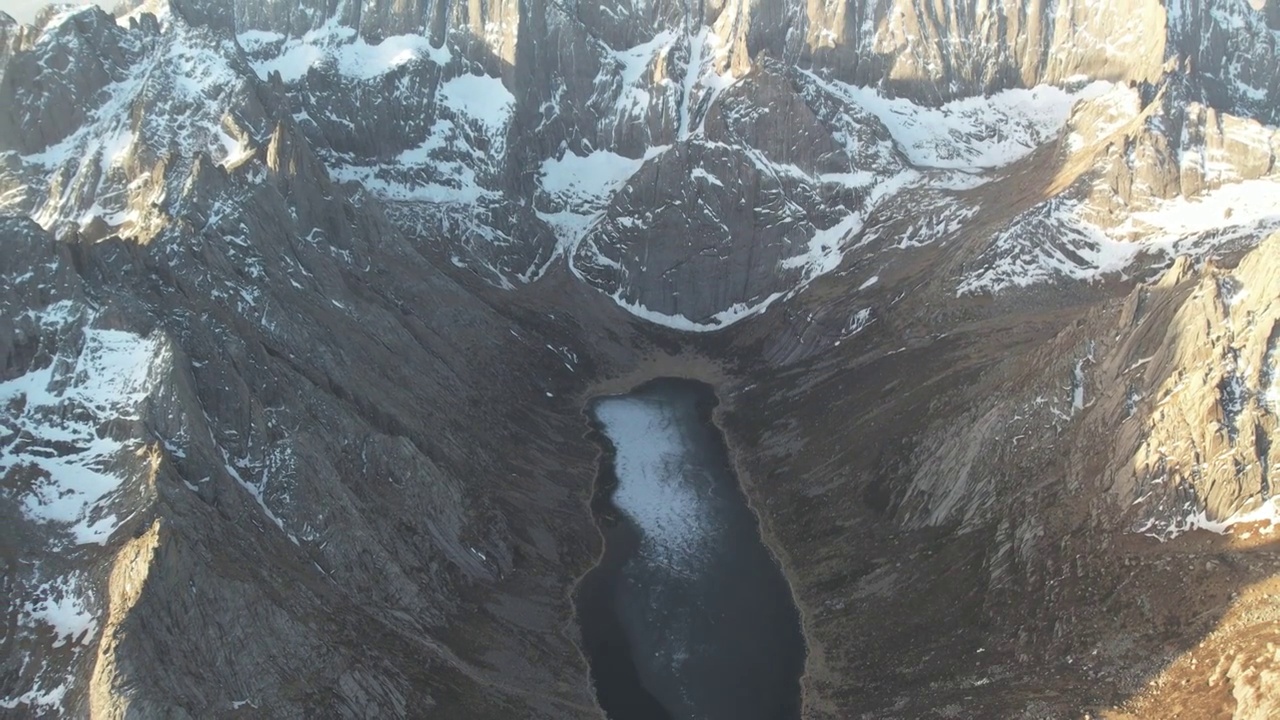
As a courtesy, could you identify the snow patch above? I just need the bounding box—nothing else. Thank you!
[242,21,451,83]
[1144,497,1280,541]
[676,26,737,138]
[335,34,448,79]
[0,682,67,712]
[607,290,788,333]
[815,74,1116,170]
[692,168,724,186]
[332,71,513,208]
[781,169,922,279]
[1072,359,1086,413]
[537,150,647,251]
[959,178,1280,295]
[23,577,98,648]
[0,311,168,545]
[598,26,738,137]
[539,150,645,198]
[220,446,298,545]
[437,72,515,138]
[846,308,874,337]
[604,29,678,119]
[780,212,866,274]
[1120,179,1280,242]
[34,5,96,42]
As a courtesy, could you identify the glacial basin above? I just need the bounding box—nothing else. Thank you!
[575,378,805,720]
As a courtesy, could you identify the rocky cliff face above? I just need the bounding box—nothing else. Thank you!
[1,141,601,717]
[3,0,1280,717]
[28,0,1256,324]
[715,227,1280,718]
[1,8,609,714]
[4,0,1274,301]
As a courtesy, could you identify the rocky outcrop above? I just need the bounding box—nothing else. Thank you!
[1105,237,1280,536]
[0,12,35,76]
[1172,0,1280,124]
[0,8,138,154]
[1,176,604,717]
[571,64,885,323]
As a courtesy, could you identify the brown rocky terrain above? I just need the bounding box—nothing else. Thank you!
[2,0,1280,718]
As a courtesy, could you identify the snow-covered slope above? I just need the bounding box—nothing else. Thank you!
[0,5,270,245]
[76,0,1258,329]
[23,0,1272,330]
[0,215,178,716]
[7,4,1277,327]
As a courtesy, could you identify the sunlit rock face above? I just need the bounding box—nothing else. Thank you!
[228,0,1279,325]
[7,0,1270,324]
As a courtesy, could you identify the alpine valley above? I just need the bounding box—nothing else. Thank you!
[4,0,1280,717]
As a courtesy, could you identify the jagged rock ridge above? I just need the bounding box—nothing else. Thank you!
[7,0,1276,324]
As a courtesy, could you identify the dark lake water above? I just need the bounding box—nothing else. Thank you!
[575,378,805,720]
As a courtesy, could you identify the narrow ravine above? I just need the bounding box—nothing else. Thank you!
[575,378,805,720]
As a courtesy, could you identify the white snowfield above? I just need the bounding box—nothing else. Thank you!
[240,21,452,83]
[810,74,1120,171]
[0,305,168,546]
[960,178,1280,295]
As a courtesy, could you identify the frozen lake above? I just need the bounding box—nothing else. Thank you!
[575,378,805,720]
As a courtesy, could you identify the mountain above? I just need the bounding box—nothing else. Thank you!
[2,0,1279,717]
